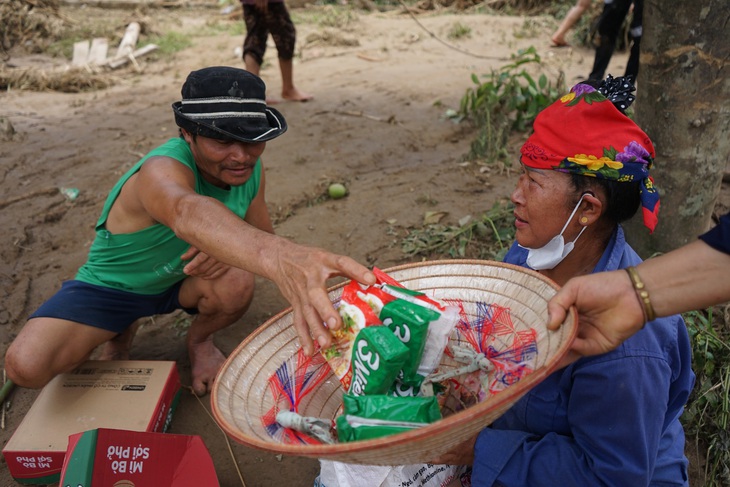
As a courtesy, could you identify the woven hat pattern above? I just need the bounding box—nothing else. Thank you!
[212,260,577,465]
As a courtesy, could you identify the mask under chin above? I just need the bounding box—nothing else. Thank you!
[523,237,575,270]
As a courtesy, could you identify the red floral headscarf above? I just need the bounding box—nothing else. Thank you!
[519,76,660,233]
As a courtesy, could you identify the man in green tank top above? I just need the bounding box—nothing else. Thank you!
[5,67,375,396]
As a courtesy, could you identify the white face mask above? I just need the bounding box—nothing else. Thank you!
[519,194,589,270]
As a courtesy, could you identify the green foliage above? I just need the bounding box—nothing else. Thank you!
[401,200,515,261]
[299,5,359,29]
[194,19,248,37]
[682,308,730,486]
[456,47,565,164]
[146,31,193,57]
[447,22,472,40]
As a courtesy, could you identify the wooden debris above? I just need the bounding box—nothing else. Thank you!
[1,370,14,431]
[332,109,399,124]
[88,38,109,64]
[114,21,141,60]
[72,38,108,66]
[106,43,159,69]
[69,22,154,71]
[356,52,386,62]
[71,40,90,66]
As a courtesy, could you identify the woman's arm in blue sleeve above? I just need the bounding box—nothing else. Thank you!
[471,353,671,487]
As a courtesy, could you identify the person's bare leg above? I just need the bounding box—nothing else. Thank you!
[179,268,254,395]
[186,315,233,396]
[279,57,313,102]
[245,53,283,104]
[244,53,261,76]
[5,317,117,388]
[551,0,591,46]
[98,319,143,360]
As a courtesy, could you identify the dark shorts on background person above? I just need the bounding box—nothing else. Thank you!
[242,3,296,64]
[29,280,198,334]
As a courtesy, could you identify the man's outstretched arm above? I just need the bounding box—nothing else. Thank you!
[138,157,375,356]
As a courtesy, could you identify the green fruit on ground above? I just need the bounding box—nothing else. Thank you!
[328,183,347,199]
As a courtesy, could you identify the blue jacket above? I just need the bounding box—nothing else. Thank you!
[472,226,695,487]
[699,212,730,255]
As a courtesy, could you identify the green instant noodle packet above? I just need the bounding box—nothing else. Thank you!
[380,298,440,388]
[336,393,442,442]
[348,326,409,396]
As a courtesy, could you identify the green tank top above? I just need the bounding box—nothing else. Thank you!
[76,137,262,294]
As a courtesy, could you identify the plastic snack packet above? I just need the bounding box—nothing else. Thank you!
[349,326,410,396]
[324,269,458,396]
[380,298,439,387]
[362,269,461,393]
[323,281,383,391]
[335,394,442,442]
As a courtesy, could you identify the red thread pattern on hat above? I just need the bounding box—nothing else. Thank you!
[262,349,331,444]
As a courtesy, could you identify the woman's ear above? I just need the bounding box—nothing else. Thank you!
[579,192,603,225]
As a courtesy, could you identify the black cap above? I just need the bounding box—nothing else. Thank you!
[172,66,287,143]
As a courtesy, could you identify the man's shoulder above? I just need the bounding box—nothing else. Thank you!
[147,137,192,160]
[141,138,195,173]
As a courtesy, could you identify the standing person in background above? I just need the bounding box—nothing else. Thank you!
[550,0,593,47]
[589,0,642,81]
[241,0,313,103]
[547,212,730,358]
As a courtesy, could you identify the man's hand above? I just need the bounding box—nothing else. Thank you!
[268,242,375,356]
[181,246,231,280]
[547,270,645,357]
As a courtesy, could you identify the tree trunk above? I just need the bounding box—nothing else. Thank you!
[625,0,730,257]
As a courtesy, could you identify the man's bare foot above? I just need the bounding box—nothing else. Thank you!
[282,88,313,102]
[550,35,570,47]
[98,339,131,360]
[188,338,227,396]
[97,321,140,360]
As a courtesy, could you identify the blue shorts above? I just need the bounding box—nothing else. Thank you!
[29,280,199,334]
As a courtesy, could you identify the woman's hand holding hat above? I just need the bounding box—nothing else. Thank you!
[547,269,645,357]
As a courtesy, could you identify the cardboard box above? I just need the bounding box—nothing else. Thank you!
[2,361,181,485]
[60,428,219,487]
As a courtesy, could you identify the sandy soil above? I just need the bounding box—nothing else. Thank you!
[0,4,668,486]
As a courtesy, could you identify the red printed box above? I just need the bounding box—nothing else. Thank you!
[60,428,219,486]
[2,361,180,485]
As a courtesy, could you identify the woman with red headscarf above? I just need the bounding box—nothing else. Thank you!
[435,76,695,487]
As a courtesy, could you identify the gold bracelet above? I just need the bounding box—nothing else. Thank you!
[625,266,656,323]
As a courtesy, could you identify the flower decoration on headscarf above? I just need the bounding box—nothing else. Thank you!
[520,75,660,233]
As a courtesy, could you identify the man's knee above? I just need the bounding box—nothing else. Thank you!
[197,269,255,317]
[4,343,55,389]
[218,270,255,314]
[5,318,103,388]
